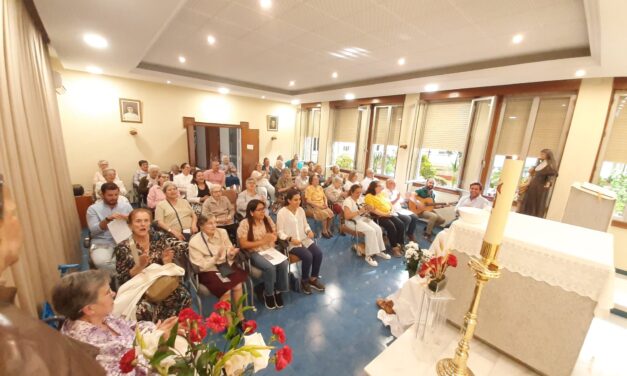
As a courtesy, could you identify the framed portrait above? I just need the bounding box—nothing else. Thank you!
[119,98,142,123]
[267,115,278,131]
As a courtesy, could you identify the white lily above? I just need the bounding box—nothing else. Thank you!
[244,333,271,372]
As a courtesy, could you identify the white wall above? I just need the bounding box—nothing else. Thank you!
[57,69,297,192]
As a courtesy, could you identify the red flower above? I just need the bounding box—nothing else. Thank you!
[189,321,208,342]
[119,348,137,373]
[447,254,458,268]
[271,326,286,344]
[178,307,200,324]
[206,312,228,333]
[418,262,430,278]
[275,346,292,371]
[242,320,257,334]
[213,300,231,312]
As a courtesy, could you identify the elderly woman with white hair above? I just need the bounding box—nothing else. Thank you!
[138,164,160,206]
[96,168,128,200]
[251,161,275,202]
[93,159,109,184]
[269,159,283,186]
[295,167,309,191]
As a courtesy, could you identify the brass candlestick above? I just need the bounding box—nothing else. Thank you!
[436,241,501,376]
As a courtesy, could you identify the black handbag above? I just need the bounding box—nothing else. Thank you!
[200,232,234,277]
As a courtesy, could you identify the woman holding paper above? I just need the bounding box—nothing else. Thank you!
[277,189,326,295]
[237,199,289,310]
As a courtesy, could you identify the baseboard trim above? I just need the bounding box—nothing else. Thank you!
[616,268,627,277]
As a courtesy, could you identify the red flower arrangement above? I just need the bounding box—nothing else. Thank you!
[418,253,458,281]
[119,348,137,373]
[271,326,286,344]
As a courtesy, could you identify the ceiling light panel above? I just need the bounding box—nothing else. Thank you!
[83,33,108,49]
[328,47,369,60]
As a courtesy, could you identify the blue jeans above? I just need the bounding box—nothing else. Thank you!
[225,176,240,188]
[249,251,289,296]
[290,243,323,280]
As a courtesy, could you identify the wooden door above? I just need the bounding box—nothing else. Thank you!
[240,127,259,183]
[206,127,221,162]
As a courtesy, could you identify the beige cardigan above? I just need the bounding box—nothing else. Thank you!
[188,229,231,272]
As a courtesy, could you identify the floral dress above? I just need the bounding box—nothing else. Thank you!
[114,231,191,322]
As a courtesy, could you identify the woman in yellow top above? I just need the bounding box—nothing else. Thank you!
[364,181,404,257]
[304,175,334,238]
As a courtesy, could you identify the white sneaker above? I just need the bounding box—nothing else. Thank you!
[365,256,378,267]
[376,252,391,260]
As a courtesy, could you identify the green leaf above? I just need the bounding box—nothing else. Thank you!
[166,321,179,348]
[229,334,242,349]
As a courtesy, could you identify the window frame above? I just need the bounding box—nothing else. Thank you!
[368,104,404,178]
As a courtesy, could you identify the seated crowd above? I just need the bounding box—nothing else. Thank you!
[67,155,490,375]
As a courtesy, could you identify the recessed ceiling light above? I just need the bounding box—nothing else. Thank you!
[345,93,355,100]
[512,34,524,44]
[166,80,171,84]
[83,33,108,49]
[508,116,517,120]
[261,95,266,99]
[207,35,216,45]
[575,69,586,77]
[424,83,439,92]
[397,57,406,66]
[332,72,338,79]
[218,87,230,94]
[260,0,272,9]
[178,56,186,63]
[86,65,103,74]
[290,99,300,105]
[289,80,295,87]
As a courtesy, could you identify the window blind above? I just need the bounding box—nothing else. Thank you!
[495,98,533,155]
[372,107,390,144]
[605,106,627,163]
[333,108,360,142]
[422,101,472,151]
[528,98,569,157]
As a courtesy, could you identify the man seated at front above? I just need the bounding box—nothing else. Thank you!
[413,178,445,241]
[236,178,266,218]
[86,182,133,272]
[361,168,376,191]
[204,160,226,187]
[455,182,491,215]
[95,168,128,200]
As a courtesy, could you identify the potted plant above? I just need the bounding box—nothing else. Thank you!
[418,252,458,292]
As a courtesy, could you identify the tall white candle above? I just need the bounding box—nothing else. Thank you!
[484,158,524,244]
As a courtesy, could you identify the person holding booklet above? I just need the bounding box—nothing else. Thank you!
[237,199,289,310]
[276,189,326,295]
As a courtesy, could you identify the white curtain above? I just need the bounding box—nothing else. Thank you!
[0,0,81,316]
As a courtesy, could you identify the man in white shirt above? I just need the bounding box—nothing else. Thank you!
[455,182,491,215]
[361,168,376,191]
[173,163,193,196]
[383,179,420,242]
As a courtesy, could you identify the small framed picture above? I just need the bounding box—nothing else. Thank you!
[267,115,278,131]
[119,98,142,123]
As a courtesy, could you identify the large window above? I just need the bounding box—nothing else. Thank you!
[595,92,627,219]
[298,107,321,163]
[411,101,473,187]
[330,106,369,170]
[486,95,574,195]
[369,105,403,177]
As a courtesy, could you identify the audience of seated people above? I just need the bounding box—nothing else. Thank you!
[138,164,159,205]
[155,181,198,241]
[286,153,301,176]
[304,174,334,238]
[236,178,266,218]
[147,172,169,209]
[237,199,289,310]
[383,179,420,242]
[96,168,128,200]
[275,168,296,207]
[86,182,133,272]
[132,159,149,204]
[276,189,325,294]
[364,181,404,257]
[221,155,240,188]
[114,208,192,321]
[173,163,193,197]
[204,160,226,188]
[187,170,211,215]
[325,176,345,215]
[251,161,275,202]
[269,159,283,186]
[361,168,376,191]
[344,170,360,192]
[295,167,309,191]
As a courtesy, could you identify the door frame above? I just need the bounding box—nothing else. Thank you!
[183,117,249,167]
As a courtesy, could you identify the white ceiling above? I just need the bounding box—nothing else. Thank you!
[32,0,627,102]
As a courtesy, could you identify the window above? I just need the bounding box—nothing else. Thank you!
[330,106,369,170]
[369,105,403,177]
[411,101,473,187]
[595,92,627,219]
[486,95,574,195]
[298,108,321,162]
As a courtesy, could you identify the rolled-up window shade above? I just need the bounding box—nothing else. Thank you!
[495,98,533,155]
[422,101,472,151]
[389,106,403,145]
[372,107,390,144]
[334,108,359,142]
[528,98,569,158]
[605,104,627,163]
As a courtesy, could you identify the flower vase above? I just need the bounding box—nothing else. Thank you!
[407,268,416,278]
[428,276,447,293]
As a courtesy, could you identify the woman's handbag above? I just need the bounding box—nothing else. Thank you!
[128,237,179,303]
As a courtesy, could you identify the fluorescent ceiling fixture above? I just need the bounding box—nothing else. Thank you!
[329,47,369,60]
[289,80,295,86]
[397,57,406,66]
[512,34,524,44]
[261,95,266,99]
[508,116,517,119]
[86,65,102,74]
[424,83,439,92]
[166,80,171,84]
[575,69,586,77]
[83,33,108,49]
[178,56,186,63]
[218,87,230,94]
[290,99,300,105]
[207,35,216,45]
[260,0,272,9]
[332,72,338,79]
[345,93,355,100]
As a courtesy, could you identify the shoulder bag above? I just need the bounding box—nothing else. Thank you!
[129,237,179,303]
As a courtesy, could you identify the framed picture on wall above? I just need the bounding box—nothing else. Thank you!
[267,115,278,131]
[119,98,142,123]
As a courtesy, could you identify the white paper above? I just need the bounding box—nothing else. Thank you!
[107,219,132,244]
[301,237,314,248]
[216,272,231,283]
[258,248,288,265]
[246,144,254,150]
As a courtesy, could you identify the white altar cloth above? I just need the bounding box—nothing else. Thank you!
[439,212,614,310]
